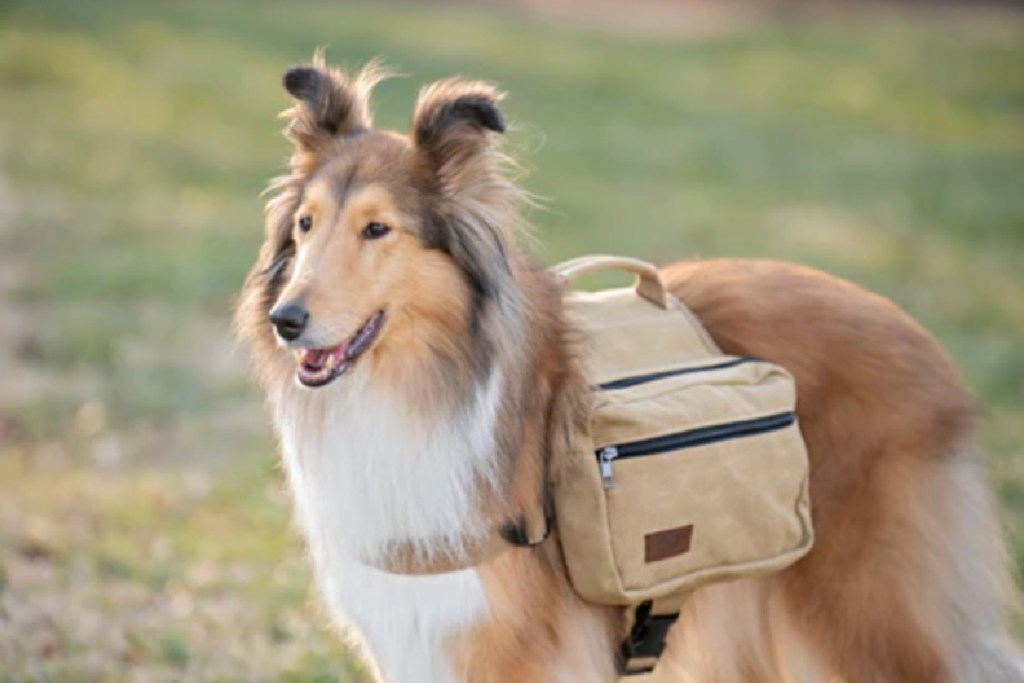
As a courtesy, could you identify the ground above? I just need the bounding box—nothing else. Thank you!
[0,0,1022,680]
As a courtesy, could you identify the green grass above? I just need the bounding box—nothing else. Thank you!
[0,0,1021,678]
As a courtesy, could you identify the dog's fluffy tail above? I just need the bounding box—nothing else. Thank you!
[939,443,1023,683]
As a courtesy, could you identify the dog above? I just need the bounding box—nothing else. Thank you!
[235,56,1022,682]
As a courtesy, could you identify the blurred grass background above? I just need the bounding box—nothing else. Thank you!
[0,0,1021,680]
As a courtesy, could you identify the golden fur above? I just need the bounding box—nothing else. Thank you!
[237,58,1021,682]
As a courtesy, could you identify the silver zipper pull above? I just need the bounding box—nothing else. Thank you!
[599,446,619,489]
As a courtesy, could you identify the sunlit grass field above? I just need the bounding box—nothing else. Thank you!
[0,0,1021,679]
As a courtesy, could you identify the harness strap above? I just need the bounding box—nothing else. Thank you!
[370,515,551,575]
[617,593,688,677]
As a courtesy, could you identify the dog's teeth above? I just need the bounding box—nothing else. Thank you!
[325,355,336,371]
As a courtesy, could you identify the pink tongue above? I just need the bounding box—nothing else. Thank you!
[301,343,346,369]
[301,348,328,367]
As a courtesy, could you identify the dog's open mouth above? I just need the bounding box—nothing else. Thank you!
[294,310,386,388]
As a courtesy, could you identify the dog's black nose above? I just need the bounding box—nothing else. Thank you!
[269,303,309,341]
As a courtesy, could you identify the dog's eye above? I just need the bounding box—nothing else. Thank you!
[361,221,391,240]
[297,216,313,233]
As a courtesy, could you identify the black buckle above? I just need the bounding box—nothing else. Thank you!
[617,600,679,676]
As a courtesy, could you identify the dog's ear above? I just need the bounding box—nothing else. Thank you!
[281,54,388,170]
[411,78,507,198]
[412,78,524,319]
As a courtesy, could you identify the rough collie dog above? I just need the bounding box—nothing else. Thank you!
[236,57,1022,683]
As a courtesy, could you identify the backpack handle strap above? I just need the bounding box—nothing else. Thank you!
[551,255,668,309]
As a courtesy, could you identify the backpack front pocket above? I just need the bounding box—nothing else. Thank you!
[596,411,796,489]
[555,356,814,605]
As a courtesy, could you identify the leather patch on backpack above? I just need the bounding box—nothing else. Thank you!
[645,524,693,563]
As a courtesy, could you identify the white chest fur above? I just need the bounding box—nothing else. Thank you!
[329,560,487,683]
[271,369,504,683]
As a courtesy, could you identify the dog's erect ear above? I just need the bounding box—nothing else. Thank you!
[412,78,507,197]
[281,54,388,168]
[412,78,524,310]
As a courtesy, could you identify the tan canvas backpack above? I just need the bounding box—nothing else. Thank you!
[551,256,814,676]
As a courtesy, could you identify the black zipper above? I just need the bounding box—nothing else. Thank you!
[596,412,795,488]
[598,357,758,391]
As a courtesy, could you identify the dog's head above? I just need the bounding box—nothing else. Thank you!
[238,56,524,393]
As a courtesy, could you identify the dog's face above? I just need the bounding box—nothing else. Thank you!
[270,136,471,388]
[241,59,518,392]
